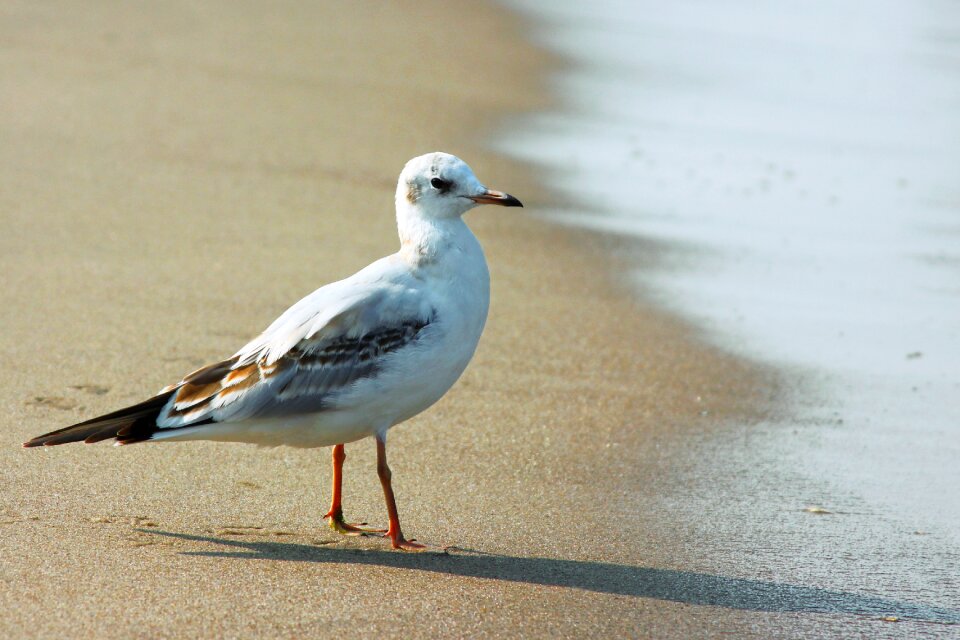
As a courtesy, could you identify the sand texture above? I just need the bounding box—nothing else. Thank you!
[0,1,869,638]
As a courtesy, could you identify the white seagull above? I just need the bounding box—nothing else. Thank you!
[24,152,522,551]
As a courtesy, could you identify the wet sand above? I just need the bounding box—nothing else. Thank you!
[2,1,955,638]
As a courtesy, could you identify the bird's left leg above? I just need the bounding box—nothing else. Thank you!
[376,433,426,551]
[323,443,385,535]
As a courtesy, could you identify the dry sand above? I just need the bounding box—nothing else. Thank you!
[0,1,830,637]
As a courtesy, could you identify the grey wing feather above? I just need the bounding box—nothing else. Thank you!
[154,314,433,428]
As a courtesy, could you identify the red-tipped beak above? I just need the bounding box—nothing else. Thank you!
[468,189,523,207]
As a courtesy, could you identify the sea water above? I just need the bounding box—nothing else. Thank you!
[501,0,960,564]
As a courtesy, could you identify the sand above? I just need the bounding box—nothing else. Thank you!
[0,1,836,637]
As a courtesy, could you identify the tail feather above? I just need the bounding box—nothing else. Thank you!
[22,392,175,448]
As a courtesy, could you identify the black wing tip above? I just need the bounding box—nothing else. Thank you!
[23,430,153,449]
[21,391,175,450]
[22,434,92,448]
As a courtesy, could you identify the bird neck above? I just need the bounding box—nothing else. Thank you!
[395,204,471,266]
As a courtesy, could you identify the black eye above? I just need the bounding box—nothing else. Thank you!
[430,177,451,191]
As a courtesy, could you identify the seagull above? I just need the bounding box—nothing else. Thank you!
[23,152,522,551]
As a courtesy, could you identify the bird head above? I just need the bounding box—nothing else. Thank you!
[396,152,522,221]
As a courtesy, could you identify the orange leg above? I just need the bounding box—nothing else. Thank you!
[323,443,385,536]
[376,435,426,551]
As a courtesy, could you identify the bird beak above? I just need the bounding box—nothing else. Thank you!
[468,189,523,207]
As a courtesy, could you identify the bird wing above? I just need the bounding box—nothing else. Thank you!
[22,256,436,447]
[155,272,435,429]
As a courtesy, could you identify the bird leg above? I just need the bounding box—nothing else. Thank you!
[376,435,426,551]
[324,443,385,535]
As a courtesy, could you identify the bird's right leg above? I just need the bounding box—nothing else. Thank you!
[323,444,386,535]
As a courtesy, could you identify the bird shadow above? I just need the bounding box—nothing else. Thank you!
[142,529,958,625]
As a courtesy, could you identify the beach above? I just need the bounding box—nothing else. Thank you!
[2,1,956,638]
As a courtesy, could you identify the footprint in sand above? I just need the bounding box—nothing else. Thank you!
[70,384,111,395]
[28,384,111,411]
[1,508,41,525]
[27,396,78,410]
[88,515,159,527]
[211,525,301,538]
[124,530,175,548]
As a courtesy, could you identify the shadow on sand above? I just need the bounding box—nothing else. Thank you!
[144,529,958,625]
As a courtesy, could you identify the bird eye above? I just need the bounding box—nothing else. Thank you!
[430,177,450,191]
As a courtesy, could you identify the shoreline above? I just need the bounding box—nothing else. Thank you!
[499,0,960,634]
